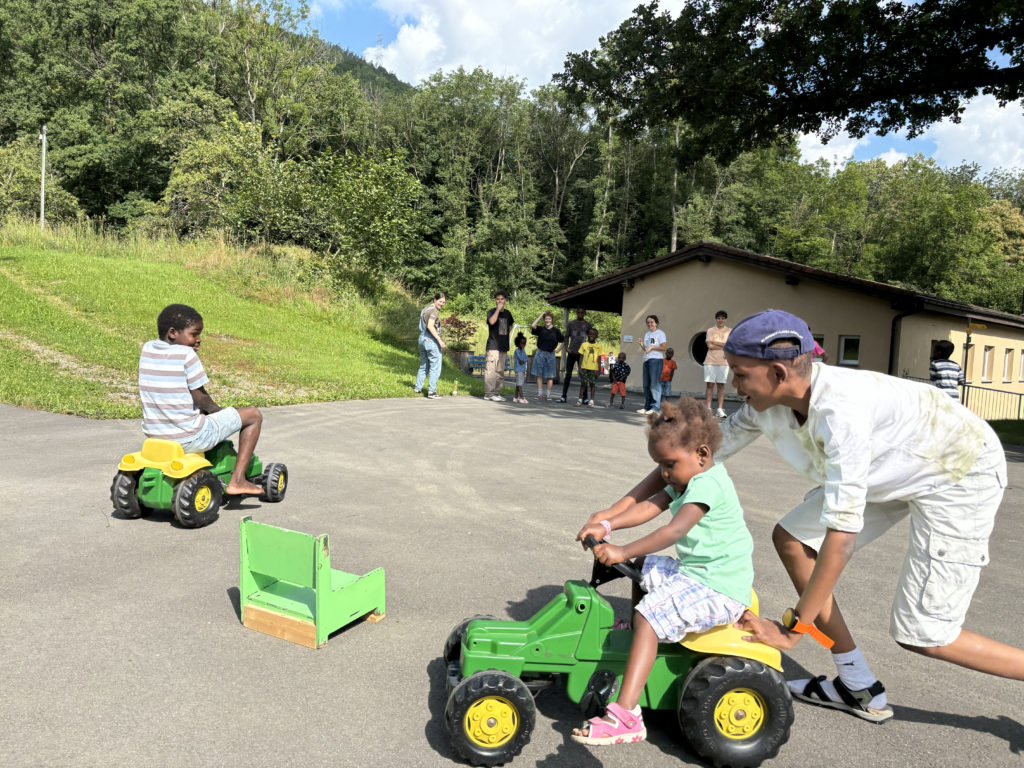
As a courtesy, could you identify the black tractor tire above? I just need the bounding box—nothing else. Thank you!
[445,671,535,767]
[110,471,143,519]
[444,615,499,664]
[260,462,288,502]
[678,656,793,768]
[171,470,222,528]
[443,615,498,696]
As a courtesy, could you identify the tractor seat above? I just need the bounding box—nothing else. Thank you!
[118,438,212,479]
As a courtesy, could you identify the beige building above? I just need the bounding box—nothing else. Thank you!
[547,241,1024,420]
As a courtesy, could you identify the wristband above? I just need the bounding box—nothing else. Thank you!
[599,520,612,539]
[782,607,834,649]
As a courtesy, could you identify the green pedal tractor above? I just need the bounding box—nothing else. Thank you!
[111,438,287,528]
[443,537,793,767]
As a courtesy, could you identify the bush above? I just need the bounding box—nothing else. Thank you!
[442,313,478,351]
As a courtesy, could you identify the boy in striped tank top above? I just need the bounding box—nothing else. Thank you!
[139,304,264,496]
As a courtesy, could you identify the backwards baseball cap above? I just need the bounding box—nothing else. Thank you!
[723,309,814,360]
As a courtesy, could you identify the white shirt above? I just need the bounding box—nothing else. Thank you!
[718,363,998,533]
[643,329,667,361]
[138,340,209,439]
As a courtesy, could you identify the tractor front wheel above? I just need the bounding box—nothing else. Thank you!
[445,671,535,767]
[172,470,222,528]
[678,656,793,768]
[260,462,288,502]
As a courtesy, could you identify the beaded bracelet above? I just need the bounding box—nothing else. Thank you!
[600,520,612,539]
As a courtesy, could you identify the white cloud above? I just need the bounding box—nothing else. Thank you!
[308,0,347,21]
[876,148,908,166]
[925,95,1024,171]
[364,0,680,90]
[797,132,868,168]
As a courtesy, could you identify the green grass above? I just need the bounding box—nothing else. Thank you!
[990,420,1024,447]
[0,219,485,417]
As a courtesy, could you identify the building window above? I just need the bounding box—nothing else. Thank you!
[1020,350,1024,382]
[964,345,975,383]
[1004,349,1014,383]
[837,335,860,366]
[982,346,994,382]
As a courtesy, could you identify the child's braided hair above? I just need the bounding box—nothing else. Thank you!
[646,398,722,453]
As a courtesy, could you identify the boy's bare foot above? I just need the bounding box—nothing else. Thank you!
[225,480,264,496]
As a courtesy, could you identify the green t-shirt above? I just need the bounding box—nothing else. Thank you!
[664,462,754,606]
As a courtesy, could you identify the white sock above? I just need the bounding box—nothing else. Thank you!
[832,648,877,691]
[832,648,887,709]
[789,647,887,710]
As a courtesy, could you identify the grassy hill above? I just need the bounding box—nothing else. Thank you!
[0,220,480,418]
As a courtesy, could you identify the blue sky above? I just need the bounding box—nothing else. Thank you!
[307,0,1023,173]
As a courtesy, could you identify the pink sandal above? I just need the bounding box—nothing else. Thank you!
[571,702,646,745]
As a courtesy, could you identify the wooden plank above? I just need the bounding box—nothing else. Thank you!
[242,604,320,649]
[366,611,386,624]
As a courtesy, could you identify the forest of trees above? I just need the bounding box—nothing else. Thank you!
[1,0,1023,313]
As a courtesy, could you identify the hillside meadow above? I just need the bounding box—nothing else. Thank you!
[0,220,490,418]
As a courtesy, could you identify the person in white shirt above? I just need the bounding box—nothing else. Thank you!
[635,314,667,415]
[717,309,1018,723]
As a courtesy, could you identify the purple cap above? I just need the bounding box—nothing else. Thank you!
[723,309,814,360]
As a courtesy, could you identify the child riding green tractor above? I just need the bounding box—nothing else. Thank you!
[111,438,287,528]
[443,538,793,767]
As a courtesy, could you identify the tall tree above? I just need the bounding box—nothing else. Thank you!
[559,0,1024,165]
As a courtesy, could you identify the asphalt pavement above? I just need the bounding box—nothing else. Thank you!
[1,394,1022,768]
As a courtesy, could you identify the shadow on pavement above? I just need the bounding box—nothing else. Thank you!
[423,656,455,761]
[1003,445,1024,463]
[888,708,1024,755]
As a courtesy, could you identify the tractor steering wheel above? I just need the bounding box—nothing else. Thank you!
[584,534,644,587]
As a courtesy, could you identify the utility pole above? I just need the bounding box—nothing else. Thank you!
[38,124,47,231]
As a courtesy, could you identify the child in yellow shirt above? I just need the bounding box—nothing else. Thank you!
[575,328,602,408]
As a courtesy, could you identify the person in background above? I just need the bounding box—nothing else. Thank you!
[929,339,965,399]
[660,347,678,402]
[636,315,667,415]
[531,310,565,400]
[484,290,514,402]
[576,328,603,408]
[809,327,829,364]
[512,332,529,404]
[414,291,446,399]
[559,308,594,403]
[704,310,730,418]
[609,352,632,410]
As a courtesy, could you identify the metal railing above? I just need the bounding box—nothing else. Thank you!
[961,383,1024,421]
[904,376,1024,421]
